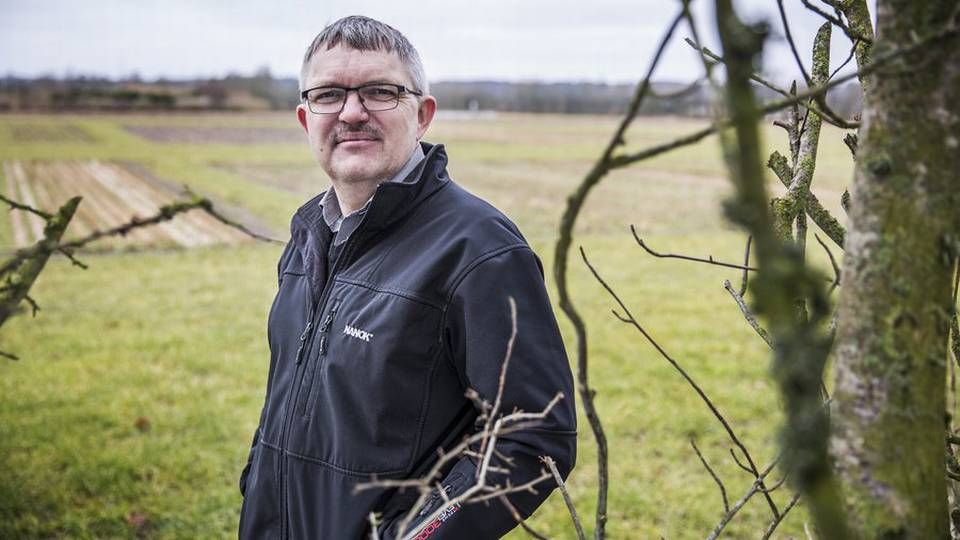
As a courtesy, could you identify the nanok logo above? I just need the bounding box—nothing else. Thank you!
[343,324,374,343]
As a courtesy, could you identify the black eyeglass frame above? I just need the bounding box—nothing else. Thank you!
[300,83,423,114]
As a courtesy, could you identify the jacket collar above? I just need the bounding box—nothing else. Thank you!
[291,141,449,240]
[288,142,450,300]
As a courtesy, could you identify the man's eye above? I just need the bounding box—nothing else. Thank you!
[312,90,343,103]
[363,87,398,101]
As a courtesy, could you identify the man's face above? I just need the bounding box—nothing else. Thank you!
[297,45,436,186]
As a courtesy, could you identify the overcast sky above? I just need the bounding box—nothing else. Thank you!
[1,0,875,85]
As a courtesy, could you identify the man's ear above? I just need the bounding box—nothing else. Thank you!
[416,96,437,140]
[297,104,309,133]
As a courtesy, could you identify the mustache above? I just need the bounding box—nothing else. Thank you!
[333,124,382,142]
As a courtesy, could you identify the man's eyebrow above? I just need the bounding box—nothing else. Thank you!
[306,79,401,88]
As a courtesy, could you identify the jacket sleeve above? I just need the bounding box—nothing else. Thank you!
[396,245,577,538]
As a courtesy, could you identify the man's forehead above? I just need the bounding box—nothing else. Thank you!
[304,46,408,86]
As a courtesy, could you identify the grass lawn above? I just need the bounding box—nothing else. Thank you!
[0,111,858,538]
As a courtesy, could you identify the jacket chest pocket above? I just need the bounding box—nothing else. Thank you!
[290,281,442,475]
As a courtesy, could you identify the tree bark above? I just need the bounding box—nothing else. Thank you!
[830,1,960,537]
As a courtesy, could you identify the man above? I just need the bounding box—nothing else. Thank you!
[238,15,576,539]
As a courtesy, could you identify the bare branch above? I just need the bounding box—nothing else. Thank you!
[0,350,19,361]
[632,226,758,272]
[542,455,587,540]
[23,294,40,317]
[716,1,848,534]
[552,6,697,536]
[729,447,755,476]
[761,492,803,540]
[179,185,282,244]
[581,246,781,519]
[706,457,782,540]
[777,0,814,86]
[0,193,53,220]
[691,439,730,513]
[739,236,752,296]
[724,280,774,348]
[801,0,873,43]
[497,495,550,540]
[814,234,841,293]
[0,197,80,329]
[57,248,88,270]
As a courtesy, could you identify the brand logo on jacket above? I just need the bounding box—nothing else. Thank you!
[343,324,374,342]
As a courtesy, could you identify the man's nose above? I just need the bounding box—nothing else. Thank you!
[338,90,369,123]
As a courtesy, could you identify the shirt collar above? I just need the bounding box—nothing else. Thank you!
[318,144,426,231]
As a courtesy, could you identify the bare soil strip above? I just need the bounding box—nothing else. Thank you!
[2,160,258,250]
[8,161,46,241]
[66,162,157,245]
[88,160,205,247]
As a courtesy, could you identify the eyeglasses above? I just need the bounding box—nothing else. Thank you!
[300,83,423,114]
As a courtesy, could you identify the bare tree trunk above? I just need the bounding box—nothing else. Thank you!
[830,1,960,537]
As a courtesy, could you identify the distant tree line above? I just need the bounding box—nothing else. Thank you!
[0,71,861,118]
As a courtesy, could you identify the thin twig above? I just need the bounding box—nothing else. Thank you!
[581,247,781,519]
[691,439,730,513]
[723,280,774,348]
[542,456,587,540]
[683,37,854,130]
[0,350,19,361]
[739,236,753,296]
[498,495,550,540]
[57,248,88,270]
[706,457,783,540]
[0,193,53,220]
[801,0,873,43]
[815,234,841,292]
[778,0,812,86]
[632,226,759,272]
[761,492,803,539]
[23,294,39,316]
[730,447,755,476]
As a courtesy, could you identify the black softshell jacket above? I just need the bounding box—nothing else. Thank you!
[238,143,577,539]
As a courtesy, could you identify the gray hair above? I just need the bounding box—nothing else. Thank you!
[300,15,428,95]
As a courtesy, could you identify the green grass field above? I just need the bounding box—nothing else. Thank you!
[0,111,859,538]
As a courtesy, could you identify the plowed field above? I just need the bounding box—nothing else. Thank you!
[3,160,252,249]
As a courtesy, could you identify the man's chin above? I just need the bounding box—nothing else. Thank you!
[327,161,387,185]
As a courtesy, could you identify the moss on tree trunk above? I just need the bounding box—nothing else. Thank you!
[830,1,960,537]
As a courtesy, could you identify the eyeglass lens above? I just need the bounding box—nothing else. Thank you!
[306,85,401,113]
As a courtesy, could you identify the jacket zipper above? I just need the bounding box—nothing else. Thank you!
[296,298,342,416]
[278,228,369,540]
[318,298,342,357]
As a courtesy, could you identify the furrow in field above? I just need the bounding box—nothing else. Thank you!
[116,164,219,247]
[88,161,199,247]
[28,162,94,239]
[84,160,178,246]
[110,163,215,247]
[8,161,46,243]
[57,160,150,245]
[4,162,32,248]
[51,161,104,241]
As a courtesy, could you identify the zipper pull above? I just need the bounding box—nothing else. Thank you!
[319,299,343,357]
[295,320,313,365]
